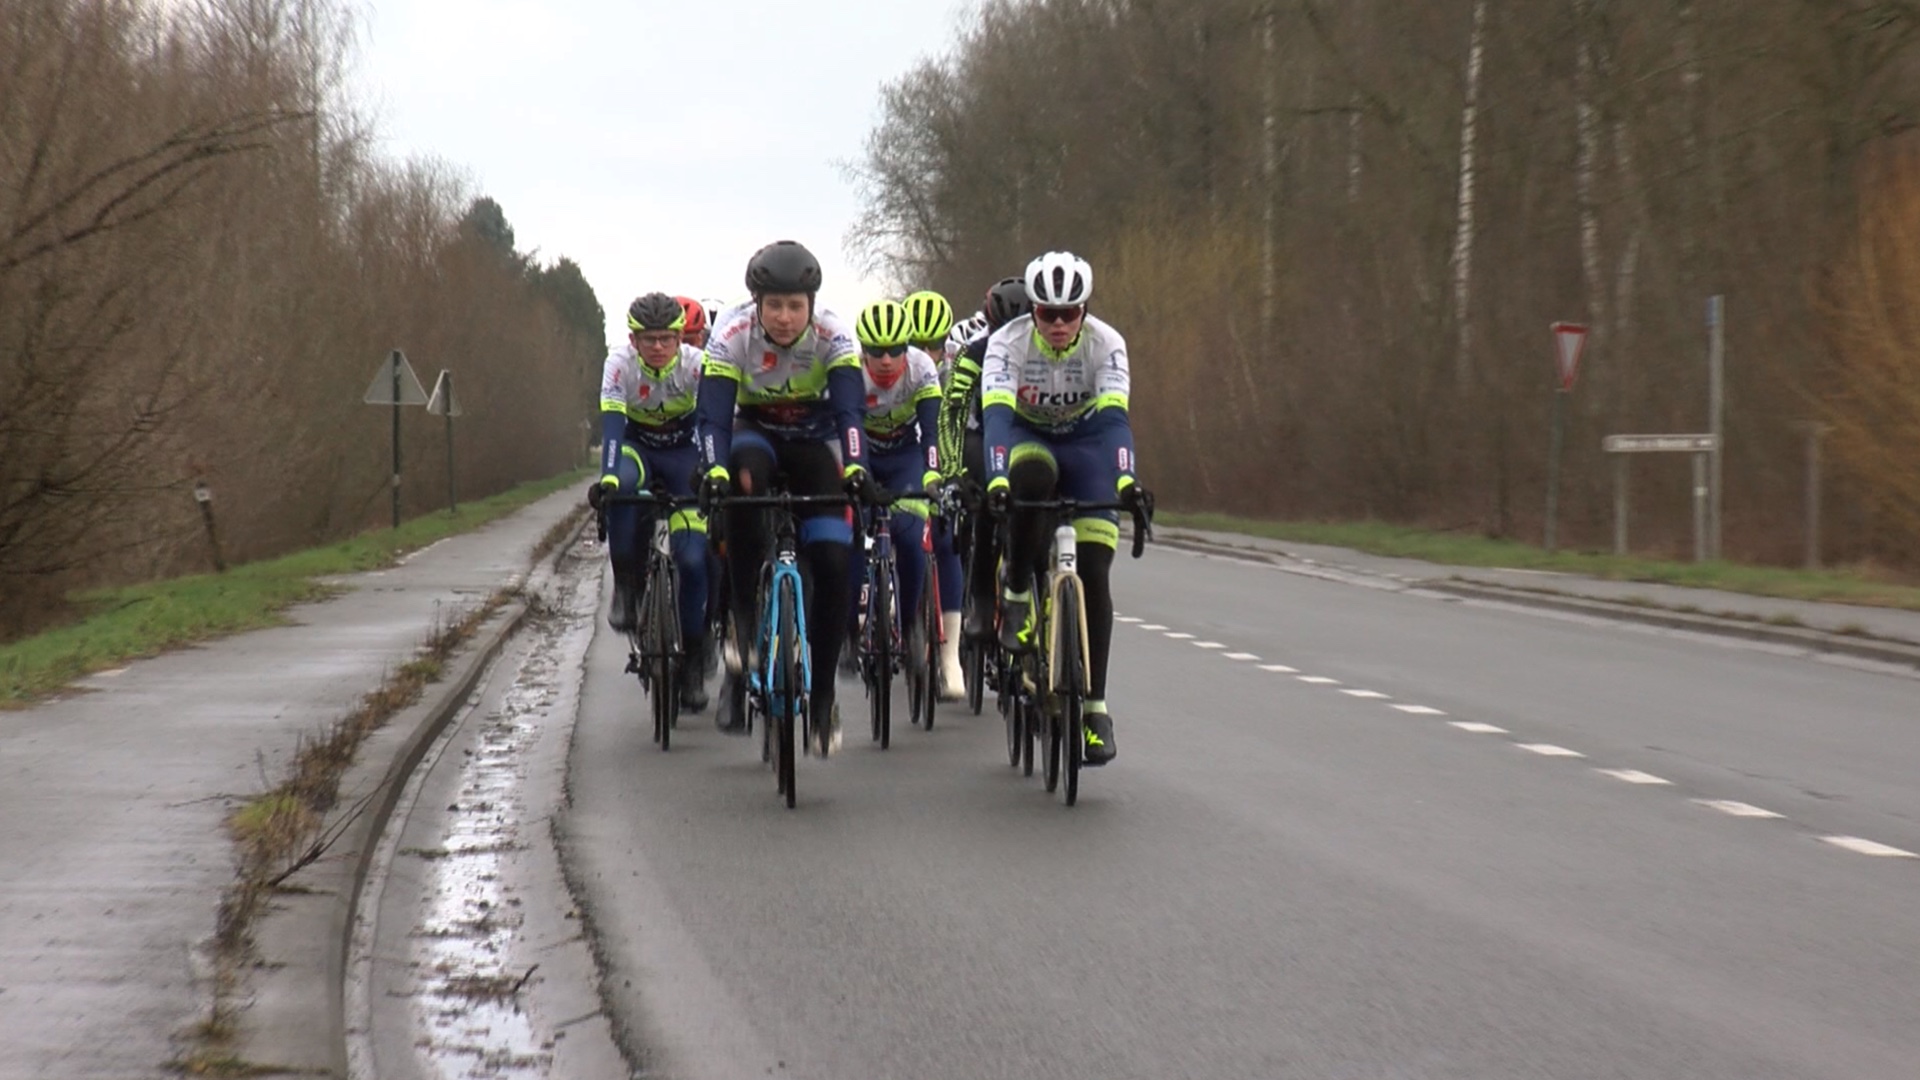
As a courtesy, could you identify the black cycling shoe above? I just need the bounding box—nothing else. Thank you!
[608,580,638,633]
[1082,712,1117,766]
[714,673,748,736]
[678,660,709,713]
[961,592,995,641]
[997,589,1034,655]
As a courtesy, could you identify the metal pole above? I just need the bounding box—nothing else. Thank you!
[445,372,457,514]
[1692,451,1708,563]
[1545,389,1566,552]
[1613,454,1628,556]
[391,351,402,530]
[1707,295,1724,558]
[1805,423,1824,569]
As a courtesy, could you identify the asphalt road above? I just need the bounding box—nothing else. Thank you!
[561,543,1920,1080]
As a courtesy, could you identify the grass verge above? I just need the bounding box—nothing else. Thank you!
[1,470,587,707]
[1156,511,1920,613]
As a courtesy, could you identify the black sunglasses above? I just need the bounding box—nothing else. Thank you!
[864,343,908,357]
[1034,305,1083,325]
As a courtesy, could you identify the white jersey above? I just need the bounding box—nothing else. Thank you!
[978,314,1130,433]
[599,342,702,446]
[861,346,942,452]
[701,305,860,439]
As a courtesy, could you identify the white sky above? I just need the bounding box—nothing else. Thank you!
[355,0,971,345]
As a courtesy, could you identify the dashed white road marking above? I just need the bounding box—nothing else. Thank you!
[1116,616,1143,623]
[1596,769,1672,785]
[1694,800,1784,819]
[1296,676,1340,685]
[1258,664,1298,673]
[1225,652,1260,661]
[1138,624,1168,631]
[1821,836,1918,858]
[1193,641,1226,649]
[1449,721,1508,734]
[1392,704,1446,715]
[1164,631,1195,640]
[1340,689,1388,699]
[1518,744,1585,758]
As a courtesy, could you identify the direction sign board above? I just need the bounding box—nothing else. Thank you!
[1603,434,1719,453]
[1552,322,1588,391]
[363,349,429,406]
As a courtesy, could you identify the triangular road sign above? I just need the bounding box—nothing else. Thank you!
[426,370,462,417]
[1551,322,1588,392]
[363,349,430,405]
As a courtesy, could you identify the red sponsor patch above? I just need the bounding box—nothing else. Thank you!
[865,393,879,408]
[760,351,779,372]
[639,384,652,401]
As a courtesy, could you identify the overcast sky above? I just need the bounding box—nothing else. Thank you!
[356,0,970,344]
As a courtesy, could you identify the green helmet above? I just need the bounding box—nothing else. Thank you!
[856,299,912,349]
[901,290,954,344]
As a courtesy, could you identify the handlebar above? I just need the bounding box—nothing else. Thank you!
[1004,496,1155,559]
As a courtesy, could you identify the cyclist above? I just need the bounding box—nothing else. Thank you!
[676,296,710,350]
[846,299,944,683]
[589,292,713,711]
[901,290,965,698]
[939,276,1032,640]
[980,252,1150,766]
[696,241,876,752]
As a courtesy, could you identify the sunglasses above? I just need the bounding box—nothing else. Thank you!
[863,344,908,357]
[1034,305,1083,325]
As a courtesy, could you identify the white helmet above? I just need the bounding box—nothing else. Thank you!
[1024,251,1093,307]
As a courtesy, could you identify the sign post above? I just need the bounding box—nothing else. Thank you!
[363,349,430,529]
[426,369,463,514]
[1544,322,1587,553]
[1601,434,1719,559]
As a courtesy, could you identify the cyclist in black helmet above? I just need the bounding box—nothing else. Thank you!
[695,241,878,753]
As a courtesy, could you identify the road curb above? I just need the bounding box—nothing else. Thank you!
[227,504,589,1077]
[1154,529,1920,674]
[1423,579,1920,672]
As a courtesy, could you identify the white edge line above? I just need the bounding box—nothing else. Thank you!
[1693,799,1784,819]
[1518,743,1585,758]
[1822,836,1918,858]
[1595,769,1672,785]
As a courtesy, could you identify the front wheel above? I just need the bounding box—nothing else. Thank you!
[1056,581,1086,807]
[772,576,802,806]
[867,556,895,749]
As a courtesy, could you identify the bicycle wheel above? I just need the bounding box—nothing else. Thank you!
[868,554,894,749]
[1056,578,1086,807]
[773,574,801,807]
[641,561,680,751]
[915,563,938,730]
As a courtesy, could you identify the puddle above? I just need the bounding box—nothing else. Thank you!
[409,619,567,1077]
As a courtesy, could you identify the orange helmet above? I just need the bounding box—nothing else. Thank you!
[675,295,708,339]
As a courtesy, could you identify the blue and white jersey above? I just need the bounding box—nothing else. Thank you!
[694,303,869,474]
[600,342,702,448]
[979,314,1129,433]
[861,346,942,453]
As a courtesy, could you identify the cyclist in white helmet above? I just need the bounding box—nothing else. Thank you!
[979,251,1152,767]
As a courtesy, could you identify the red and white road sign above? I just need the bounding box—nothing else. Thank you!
[1551,322,1588,391]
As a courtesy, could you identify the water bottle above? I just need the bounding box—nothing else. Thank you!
[1054,523,1078,576]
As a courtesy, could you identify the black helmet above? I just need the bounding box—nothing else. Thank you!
[984,276,1032,331]
[744,240,823,297]
[626,292,686,333]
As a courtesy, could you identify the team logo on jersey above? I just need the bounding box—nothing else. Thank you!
[638,384,652,401]
[866,393,880,409]
[1117,447,1131,472]
[992,445,1007,472]
[760,350,780,372]
[1018,386,1092,408]
[847,428,863,460]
